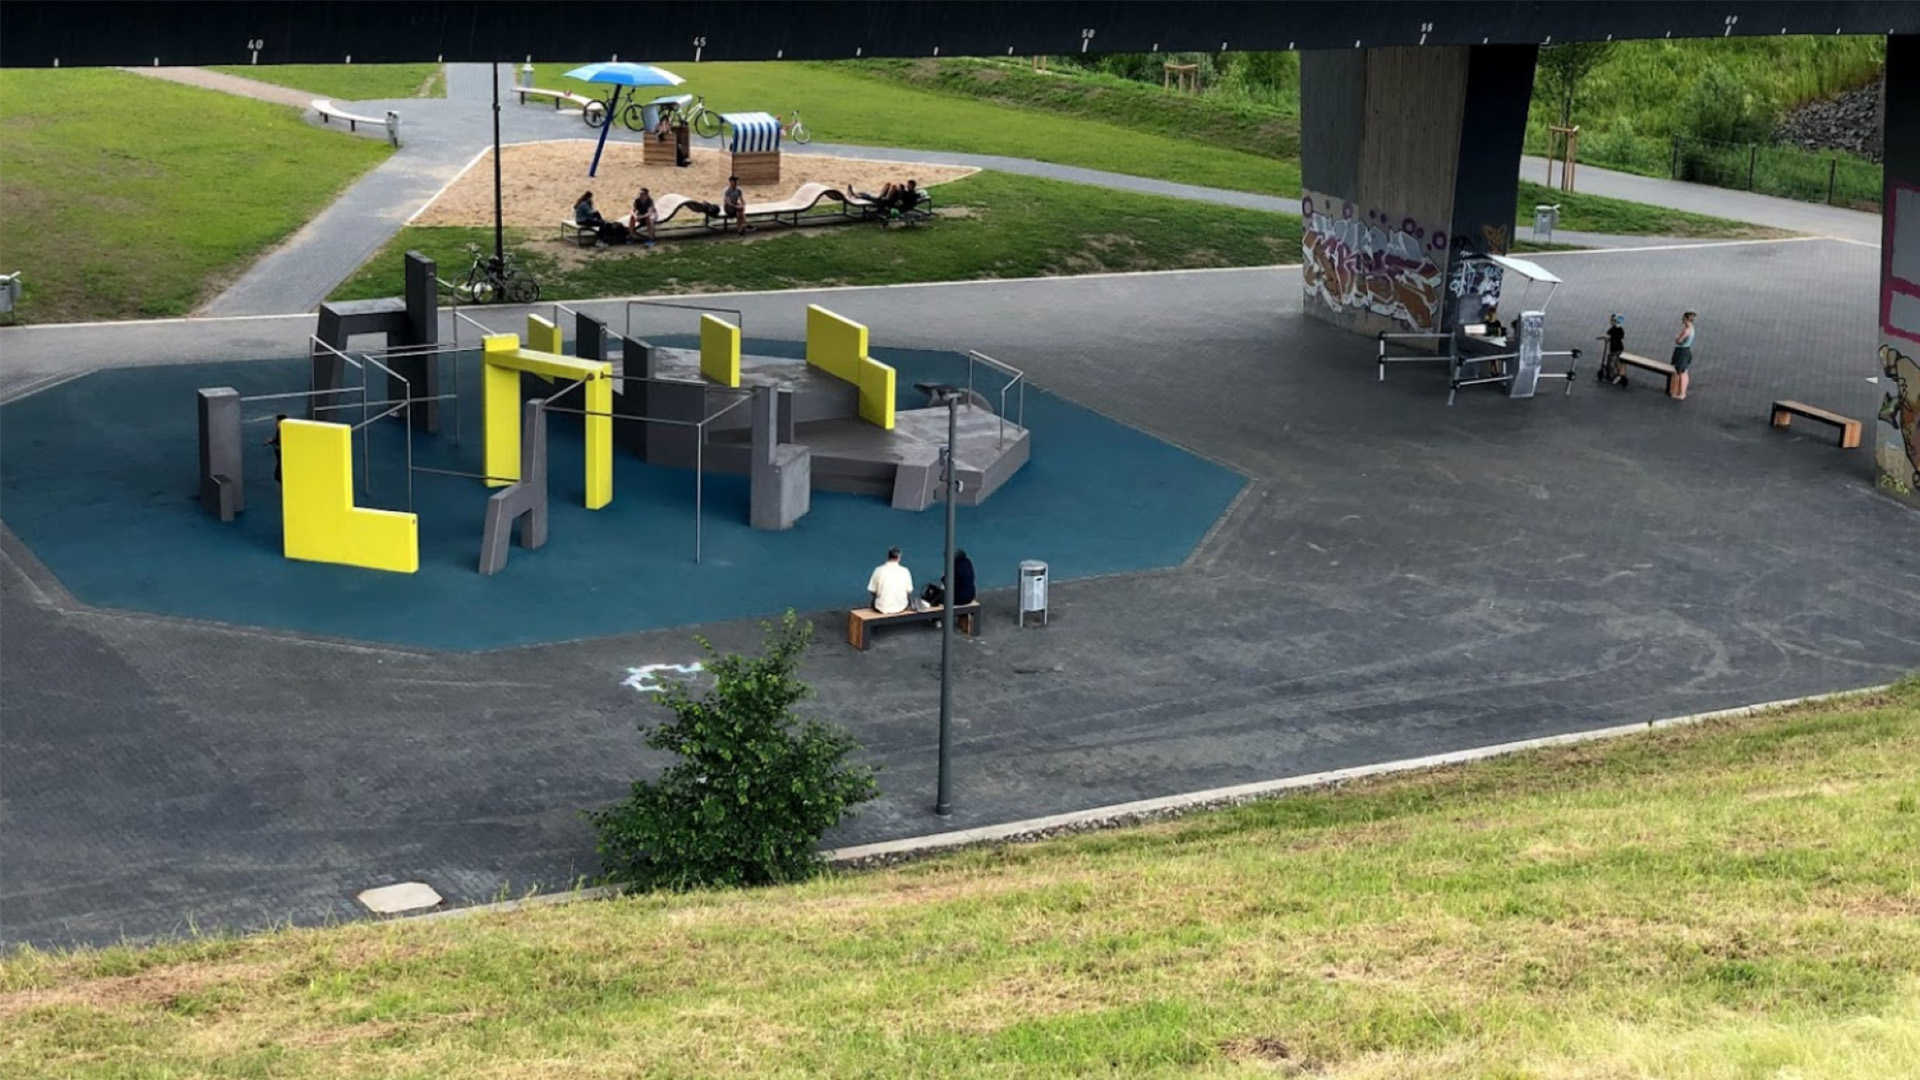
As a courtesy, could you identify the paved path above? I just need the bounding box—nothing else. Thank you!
[198,64,537,318]
[1519,155,1881,243]
[123,66,318,108]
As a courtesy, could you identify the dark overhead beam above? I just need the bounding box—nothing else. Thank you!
[4,1,1917,68]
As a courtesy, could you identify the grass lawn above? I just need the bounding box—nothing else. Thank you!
[204,63,445,100]
[1514,180,1790,239]
[332,170,1305,303]
[5,680,1915,1077]
[0,69,390,322]
[530,60,1300,196]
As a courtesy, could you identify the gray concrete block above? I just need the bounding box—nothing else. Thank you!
[478,400,550,576]
[195,387,244,520]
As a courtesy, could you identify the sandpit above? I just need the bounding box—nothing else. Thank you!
[413,140,978,228]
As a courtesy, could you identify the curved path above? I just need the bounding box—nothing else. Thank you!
[132,64,1883,316]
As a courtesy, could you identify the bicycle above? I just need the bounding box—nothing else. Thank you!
[580,91,647,132]
[454,244,540,305]
[681,94,722,139]
[781,108,812,145]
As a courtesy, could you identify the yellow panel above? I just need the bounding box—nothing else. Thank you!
[526,314,564,358]
[280,420,418,574]
[483,336,523,488]
[858,356,896,430]
[700,314,741,388]
[585,378,613,510]
[805,304,866,382]
[498,347,609,383]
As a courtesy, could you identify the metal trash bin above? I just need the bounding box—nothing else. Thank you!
[1018,560,1048,627]
[1533,203,1560,243]
[0,273,20,318]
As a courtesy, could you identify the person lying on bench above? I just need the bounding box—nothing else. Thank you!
[887,179,922,213]
[574,191,630,246]
[866,547,915,615]
[722,176,751,235]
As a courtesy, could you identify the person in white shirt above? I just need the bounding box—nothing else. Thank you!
[866,547,914,614]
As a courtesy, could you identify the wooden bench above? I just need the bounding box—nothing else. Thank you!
[1770,399,1861,448]
[1617,352,1679,395]
[848,602,981,651]
[312,99,399,146]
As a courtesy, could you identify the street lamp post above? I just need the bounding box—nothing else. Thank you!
[930,386,962,816]
[492,61,505,269]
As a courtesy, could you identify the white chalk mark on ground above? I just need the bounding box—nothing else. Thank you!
[621,663,705,693]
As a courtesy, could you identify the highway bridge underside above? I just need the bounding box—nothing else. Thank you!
[1296,36,1919,504]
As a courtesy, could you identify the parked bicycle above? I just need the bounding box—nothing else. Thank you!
[781,108,812,145]
[681,94,723,139]
[581,91,647,132]
[454,244,540,305]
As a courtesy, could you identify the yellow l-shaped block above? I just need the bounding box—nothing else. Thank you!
[280,419,419,573]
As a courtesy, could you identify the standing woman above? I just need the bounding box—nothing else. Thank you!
[1670,310,1697,400]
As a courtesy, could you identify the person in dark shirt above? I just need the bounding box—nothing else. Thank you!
[920,549,977,609]
[1599,313,1627,387]
[951,549,976,606]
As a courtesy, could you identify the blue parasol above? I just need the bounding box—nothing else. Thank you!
[565,63,687,176]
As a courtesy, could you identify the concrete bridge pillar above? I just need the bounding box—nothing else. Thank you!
[1877,35,1920,504]
[1298,44,1536,337]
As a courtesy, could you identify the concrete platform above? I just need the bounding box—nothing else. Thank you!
[634,343,1032,506]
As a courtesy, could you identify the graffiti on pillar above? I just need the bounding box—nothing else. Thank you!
[1448,257,1503,316]
[1880,343,1920,492]
[1445,224,1517,324]
[1301,191,1447,332]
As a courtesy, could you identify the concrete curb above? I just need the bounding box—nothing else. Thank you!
[400,681,1894,924]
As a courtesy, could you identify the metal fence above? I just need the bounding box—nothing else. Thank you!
[1668,135,1882,211]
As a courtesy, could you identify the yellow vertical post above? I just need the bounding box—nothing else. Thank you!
[585,376,613,509]
[526,314,564,357]
[700,314,741,387]
[483,334,522,487]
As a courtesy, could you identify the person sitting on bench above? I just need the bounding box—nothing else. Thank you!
[866,547,915,615]
[627,188,658,246]
[921,548,975,608]
[722,176,751,235]
[573,191,629,246]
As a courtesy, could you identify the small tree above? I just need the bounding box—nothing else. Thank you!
[1537,41,1617,128]
[588,612,879,891]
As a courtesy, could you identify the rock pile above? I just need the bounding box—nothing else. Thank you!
[1775,78,1884,162]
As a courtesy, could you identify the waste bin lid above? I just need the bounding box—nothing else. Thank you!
[1020,559,1046,573]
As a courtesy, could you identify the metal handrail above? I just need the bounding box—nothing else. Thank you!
[623,298,745,341]
[966,350,1025,449]
[1375,330,1456,382]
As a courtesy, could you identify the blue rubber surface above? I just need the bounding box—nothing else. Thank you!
[0,341,1244,650]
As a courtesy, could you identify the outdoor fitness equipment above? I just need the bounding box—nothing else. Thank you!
[1375,254,1581,404]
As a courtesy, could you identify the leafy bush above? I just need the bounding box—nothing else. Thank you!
[1682,65,1777,144]
[587,612,879,891]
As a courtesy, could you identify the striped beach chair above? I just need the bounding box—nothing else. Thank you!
[721,111,783,184]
